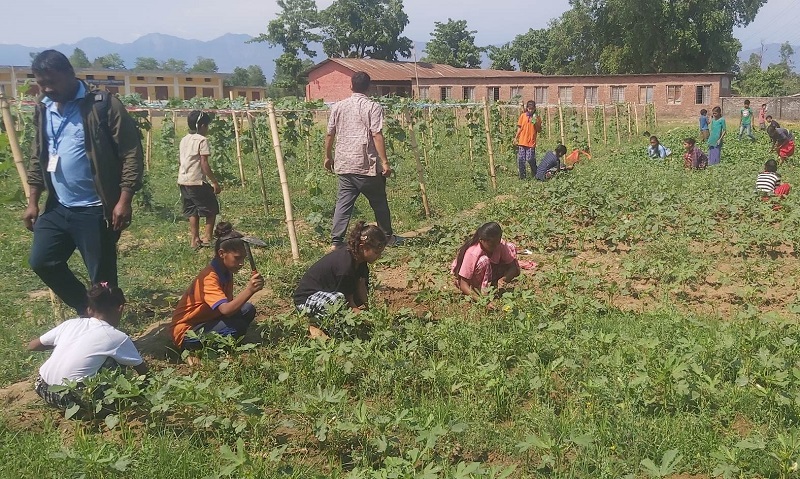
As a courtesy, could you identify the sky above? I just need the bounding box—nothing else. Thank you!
[0,0,797,50]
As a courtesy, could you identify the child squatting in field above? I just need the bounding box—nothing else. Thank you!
[682,138,708,170]
[293,221,387,339]
[756,159,791,198]
[170,222,264,351]
[535,144,569,181]
[647,136,670,159]
[178,110,222,250]
[452,222,520,300]
[28,283,148,409]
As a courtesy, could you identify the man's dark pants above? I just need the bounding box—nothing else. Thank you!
[331,174,393,246]
[29,204,120,315]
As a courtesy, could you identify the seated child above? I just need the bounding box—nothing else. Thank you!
[170,222,264,351]
[451,222,520,299]
[28,284,148,409]
[682,138,708,170]
[294,221,387,339]
[756,159,791,197]
[767,125,795,163]
[535,144,568,181]
[647,135,670,159]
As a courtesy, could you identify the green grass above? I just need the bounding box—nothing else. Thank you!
[1,113,800,477]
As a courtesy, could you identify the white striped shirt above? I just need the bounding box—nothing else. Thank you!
[756,171,780,193]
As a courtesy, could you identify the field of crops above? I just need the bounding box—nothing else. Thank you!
[1,100,800,478]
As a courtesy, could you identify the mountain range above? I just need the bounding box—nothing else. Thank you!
[739,43,800,69]
[0,33,288,78]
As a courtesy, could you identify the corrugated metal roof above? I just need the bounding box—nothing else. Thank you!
[311,58,540,81]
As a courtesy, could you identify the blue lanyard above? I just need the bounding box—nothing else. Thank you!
[49,102,77,153]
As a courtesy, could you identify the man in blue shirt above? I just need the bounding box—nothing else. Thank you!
[535,145,568,181]
[23,50,143,315]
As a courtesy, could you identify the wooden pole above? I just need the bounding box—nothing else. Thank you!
[634,103,640,135]
[615,104,621,145]
[482,98,497,190]
[584,101,591,151]
[653,103,659,129]
[144,110,152,171]
[265,102,300,262]
[0,87,30,200]
[245,112,270,215]
[405,110,431,218]
[626,103,632,137]
[547,105,552,139]
[230,91,246,186]
[558,100,566,145]
[602,104,608,146]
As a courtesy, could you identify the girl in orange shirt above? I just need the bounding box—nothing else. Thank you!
[514,100,542,179]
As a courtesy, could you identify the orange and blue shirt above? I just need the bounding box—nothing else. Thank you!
[170,257,233,346]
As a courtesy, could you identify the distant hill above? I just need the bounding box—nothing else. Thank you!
[739,43,800,69]
[0,33,293,78]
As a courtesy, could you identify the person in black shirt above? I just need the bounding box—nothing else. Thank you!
[294,221,387,338]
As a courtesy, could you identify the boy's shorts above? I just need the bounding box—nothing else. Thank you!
[180,183,220,218]
[779,140,795,159]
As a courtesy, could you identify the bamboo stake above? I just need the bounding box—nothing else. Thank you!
[468,135,475,166]
[558,100,566,145]
[547,105,552,139]
[603,104,608,146]
[626,103,632,137]
[482,98,497,190]
[245,112,270,215]
[405,109,431,218]
[144,109,152,171]
[584,101,592,151]
[265,102,300,262]
[615,104,621,145]
[653,103,659,129]
[229,92,246,186]
[0,87,30,200]
[634,103,640,135]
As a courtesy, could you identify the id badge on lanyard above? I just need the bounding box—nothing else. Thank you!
[47,103,74,173]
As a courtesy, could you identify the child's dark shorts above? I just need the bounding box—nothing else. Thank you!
[180,184,220,218]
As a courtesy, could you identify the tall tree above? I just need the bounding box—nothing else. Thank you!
[92,53,126,70]
[69,48,91,68]
[779,42,795,69]
[246,65,268,86]
[161,58,188,73]
[487,44,515,71]
[226,67,251,87]
[189,57,219,73]
[252,0,321,95]
[422,19,483,68]
[320,0,412,61]
[133,57,161,71]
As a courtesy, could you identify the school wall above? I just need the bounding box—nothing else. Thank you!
[307,62,358,103]
[721,97,800,122]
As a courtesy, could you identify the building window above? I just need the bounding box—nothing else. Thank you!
[204,78,212,83]
[463,86,475,100]
[611,86,626,103]
[134,86,148,97]
[419,86,429,100]
[186,77,193,82]
[440,86,452,100]
[558,86,573,105]
[667,85,682,105]
[487,86,500,102]
[184,86,197,99]
[86,74,94,80]
[27,73,35,78]
[251,91,261,101]
[202,87,215,98]
[237,91,246,98]
[510,86,523,99]
[695,85,710,105]
[535,86,548,105]
[156,76,164,81]
[107,75,116,80]
[136,76,145,81]
[584,86,599,105]
[380,86,391,96]
[155,86,168,100]
[638,85,654,104]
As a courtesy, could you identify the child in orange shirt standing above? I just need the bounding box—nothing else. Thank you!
[514,100,542,179]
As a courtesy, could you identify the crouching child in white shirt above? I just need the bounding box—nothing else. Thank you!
[28,283,148,409]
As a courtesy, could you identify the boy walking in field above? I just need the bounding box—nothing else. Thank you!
[178,111,221,250]
[514,100,542,179]
[739,100,755,141]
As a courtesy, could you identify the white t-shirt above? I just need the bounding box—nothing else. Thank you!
[178,133,211,185]
[38,317,143,386]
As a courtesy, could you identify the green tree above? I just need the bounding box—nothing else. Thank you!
[189,57,219,73]
[226,67,251,86]
[779,42,795,69]
[246,65,267,86]
[92,53,126,70]
[133,57,161,71]
[161,58,188,73]
[422,19,483,68]
[487,44,515,71]
[320,0,412,60]
[69,48,91,68]
[252,0,321,95]
[487,29,551,72]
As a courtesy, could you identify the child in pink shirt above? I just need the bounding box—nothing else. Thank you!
[451,222,520,298]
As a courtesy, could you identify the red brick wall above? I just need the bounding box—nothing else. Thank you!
[307,62,356,102]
